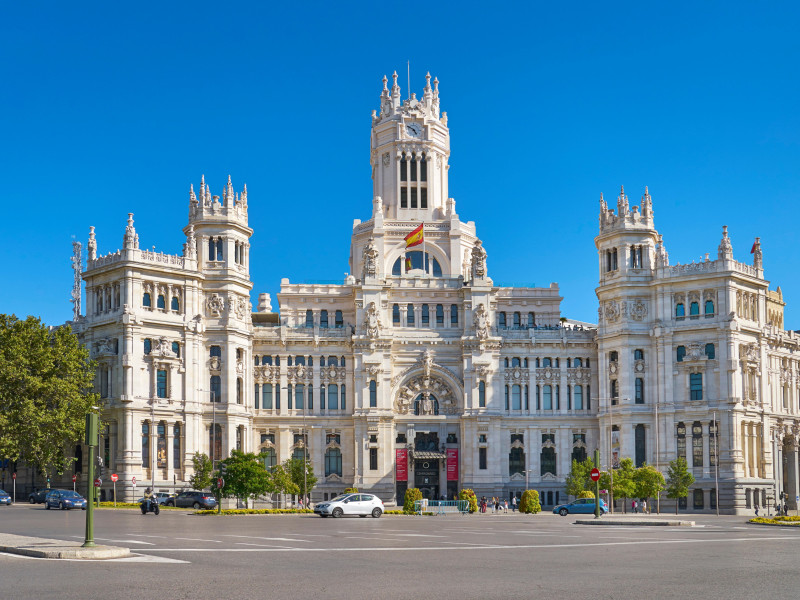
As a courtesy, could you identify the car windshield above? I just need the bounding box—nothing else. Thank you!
[61,491,82,498]
[330,494,354,502]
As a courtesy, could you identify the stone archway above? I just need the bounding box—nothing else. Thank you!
[392,350,463,416]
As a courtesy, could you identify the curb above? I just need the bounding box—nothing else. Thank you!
[0,534,131,560]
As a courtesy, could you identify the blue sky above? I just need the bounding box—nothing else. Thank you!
[2,1,799,327]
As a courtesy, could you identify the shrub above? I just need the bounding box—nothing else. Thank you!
[194,508,314,515]
[578,490,596,499]
[403,488,423,514]
[459,488,478,513]
[519,489,541,514]
[344,487,359,494]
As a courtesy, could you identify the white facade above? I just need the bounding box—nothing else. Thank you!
[51,74,799,514]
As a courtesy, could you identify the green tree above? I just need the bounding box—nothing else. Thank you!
[189,452,214,491]
[266,462,299,496]
[633,464,666,512]
[283,457,318,501]
[565,458,595,497]
[403,488,423,513]
[0,315,99,479]
[666,457,695,514]
[459,488,478,513]
[219,450,271,507]
[519,489,541,514]
[613,458,637,512]
[578,490,596,499]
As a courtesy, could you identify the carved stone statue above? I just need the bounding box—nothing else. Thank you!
[362,237,379,279]
[471,240,487,280]
[364,302,382,339]
[422,349,433,378]
[474,303,489,340]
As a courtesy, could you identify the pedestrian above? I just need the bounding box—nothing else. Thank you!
[641,500,647,514]
[754,504,759,517]
[503,500,508,513]
[512,496,517,512]
[632,499,637,514]
[495,497,500,513]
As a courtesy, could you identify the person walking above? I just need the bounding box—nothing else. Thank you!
[754,504,760,517]
[641,500,647,514]
[511,496,517,512]
[632,499,637,514]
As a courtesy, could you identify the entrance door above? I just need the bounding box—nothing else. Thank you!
[415,460,439,499]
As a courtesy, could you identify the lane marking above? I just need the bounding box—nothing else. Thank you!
[68,535,153,545]
[235,542,295,548]
[0,551,188,564]
[223,535,311,543]
[173,537,222,543]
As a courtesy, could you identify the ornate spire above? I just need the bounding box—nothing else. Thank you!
[599,192,607,212]
[225,175,234,205]
[123,213,139,250]
[70,240,82,320]
[655,234,669,267]
[423,72,432,101]
[183,224,197,259]
[641,186,652,217]
[382,74,388,94]
[391,70,400,97]
[753,237,763,269]
[87,226,97,260]
[190,183,197,206]
[717,225,733,260]
[241,183,248,206]
[617,185,629,216]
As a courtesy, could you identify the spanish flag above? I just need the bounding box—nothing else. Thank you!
[405,257,412,271]
[404,223,424,248]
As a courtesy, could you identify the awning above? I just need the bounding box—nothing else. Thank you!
[410,450,448,460]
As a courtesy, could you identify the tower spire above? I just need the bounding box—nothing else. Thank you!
[718,225,733,260]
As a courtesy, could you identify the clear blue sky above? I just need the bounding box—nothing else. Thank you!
[2,1,798,327]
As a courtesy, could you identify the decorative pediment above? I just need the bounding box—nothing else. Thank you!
[325,473,343,483]
[504,368,529,382]
[541,439,556,450]
[541,472,557,481]
[510,472,525,481]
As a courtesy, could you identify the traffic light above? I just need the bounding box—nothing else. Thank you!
[220,463,228,477]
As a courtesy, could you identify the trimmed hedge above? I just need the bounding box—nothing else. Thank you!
[519,489,542,514]
[195,508,314,516]
[403,488,423,514]
[459,488,478,513]
[750,516,800,526]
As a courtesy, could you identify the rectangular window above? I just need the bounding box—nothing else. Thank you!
[505,385,509,410]
[295,384,304,410]
[693,436,703,468]
[479,447,487,470]
[574,385,583,410]
[156,370,167,398]
[400,159,407,182]
[369,448,378,471]
[287,384,293,410]
[451,304,458,325]
[400,187,407,208]
[511,385,521,410]
[328,384,338,410]
[410,187,417,208]
[275,385,280,410]
[544,385,553,410]
[173,425,181,470]
[524,385,529,411]
[341,384,346,410]
[254,384,260,410]
[262,383,273,409]
[479,381,486,407]
[369,380,377,408]
[635,378,644,404]
[690,373,703,400]
[421,187,427,209]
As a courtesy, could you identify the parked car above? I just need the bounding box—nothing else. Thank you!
[28,489,49,504]
[553,498,608,516]
[45,489,87,510]
[314,493,384,518]
[164,491,217,510]
[136,492,174,505]
[0,490,11,505]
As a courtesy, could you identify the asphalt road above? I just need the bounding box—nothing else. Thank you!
[1,504,798,600]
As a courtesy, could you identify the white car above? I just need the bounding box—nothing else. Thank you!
[314,493,384,518]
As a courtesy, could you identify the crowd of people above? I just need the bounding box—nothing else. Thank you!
[478,496,517,513]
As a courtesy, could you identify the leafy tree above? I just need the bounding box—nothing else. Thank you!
[267,462,299,496]
[344,487,359,493]
[459,488,478,513]
[403,487,423,513]
[633,464,666,511]
[219,450,271,507]
[519,490,541,514]
[190,452,214,491]
[0,315,99,479]
[666,457,695,514]
[565,458,595,497]
[612,458,637,512]
[578,490,595,499]
[283,457,318,500]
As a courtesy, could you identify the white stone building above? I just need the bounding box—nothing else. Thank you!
[44,73,799,514]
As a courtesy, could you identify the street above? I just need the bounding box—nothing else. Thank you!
[1,504,798,599]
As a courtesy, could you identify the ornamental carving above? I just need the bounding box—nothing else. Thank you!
[630,300,647,321]
[321,366,346,382]
[504,368,529,382]
[255,366,279,382]
[391,353,462,389]
[207,293,225,317]
[742,342,760,364]
[209,357,221,372]
[634,360,645,373]
[471,240,487,280]
[536,367,558,382]
[382,152,390,167]
[363,302,382,339]
[473,303,490,340]
[475,364,491,378]
[235,297,247,320]
[394,375,458,416]
[362,237,379,279]
[566,368,591,383]
[604,300,620,323]
[365,363,382,378]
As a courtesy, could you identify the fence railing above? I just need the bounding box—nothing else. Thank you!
[414,499,470,515]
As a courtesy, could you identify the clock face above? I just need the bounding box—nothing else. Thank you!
[406,122,422,137]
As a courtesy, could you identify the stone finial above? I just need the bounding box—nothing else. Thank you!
[87,226,97,260]
[183,225,196,259]
[241,183,248,206]
[599,192,607,212]
[655,234,669,267]
[391,71,399,94]
[641,186,652,217]
[190,183,197,205]
[123,213,139,250]
[382,74,388,91]
[617,185,629,217]
[718,225,733,260]
[424,72,432,100]
[753,237,763,270]
[433,76,439,95]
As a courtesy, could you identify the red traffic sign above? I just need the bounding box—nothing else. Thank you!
[110,473,118,483]
[590,468,601,482]
[132,476,136,485]
[217,478,224,489]
[94,478,102,487]
[72,475,77,483]
[12,472,16,480]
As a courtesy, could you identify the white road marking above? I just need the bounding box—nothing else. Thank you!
[68,535,153,545]
[0,551,187,564]
[173,537,222,543]
[142,536,800,553]
[128,534,169,539]
[223,535,311,543]
[235,542,295,548]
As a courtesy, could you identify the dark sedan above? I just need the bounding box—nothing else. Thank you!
[164,491,217,509]
[45,489,87,510]
[28,489,49,504]
[0,490,11,505]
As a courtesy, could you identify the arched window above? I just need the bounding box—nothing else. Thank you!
[504,358,509,368]
[294,356,305,366]
[392,304,400,324]
[173,424,181,470]
[542,357,551,368]
[413,393,439,415]
[236,377,243,404]
[141,422,150,468]
[676,346,686,362]
[262,355,272,366]
[335,310,343,328]
[261,448,277,470]
[540,434,556,476]
[705,343,715,359]
[705,300,714,316]
[677,422,686,458]
[574,385,583,410]
[210,345,221,358]
[635,378,644,404]
[609,351,618,363]
[171,296,179,311]
[391,252,443,276]
[407,304,415,325]
[172,342,180,357]
[325,448,343,477]
[157,423,167,468]
[208,238,215,261]
[524,358,528,368]
[574,358,582,367]
[676,303,685,318]
[512,357,520,368]
[144,338,152,354]
[320,310,328,328]
[210,375,221,403]
[513,312,521,328]
[479,381,486,407]
[421,304,429,325]
[369,380,377,407]
[157,294,165,309]
[305,309,314,328]
[634,349,644,361]
[509,447,525,476]
[436,304,444,325]
[451,304,458,325]
[328,356,338,367]
[143,293,151,308]
[498,312,506,329]
[689,301,700,317]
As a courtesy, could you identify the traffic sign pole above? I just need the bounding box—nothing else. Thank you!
[12,472,16,504]
[83,412,98,548]
[594,450,601,519]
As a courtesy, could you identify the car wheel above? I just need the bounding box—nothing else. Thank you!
[60,502,65,510]
[559,508,568,517]
[332,508,343,518]
[29,497,35,504]
[192,501,201,509]
[371,508,382,519]
[45,503,50,510]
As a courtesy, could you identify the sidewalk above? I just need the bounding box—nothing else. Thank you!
[0,533,131,559]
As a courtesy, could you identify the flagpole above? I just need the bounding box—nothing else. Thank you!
[422,223,427,276]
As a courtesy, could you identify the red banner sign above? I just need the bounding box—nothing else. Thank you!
[396,449,408,482]
[446,449,458,481]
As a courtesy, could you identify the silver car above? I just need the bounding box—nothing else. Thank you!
[314,493,384,518]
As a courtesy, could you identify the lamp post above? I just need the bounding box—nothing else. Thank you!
[713,412,720,516]
[83,411,99,548]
